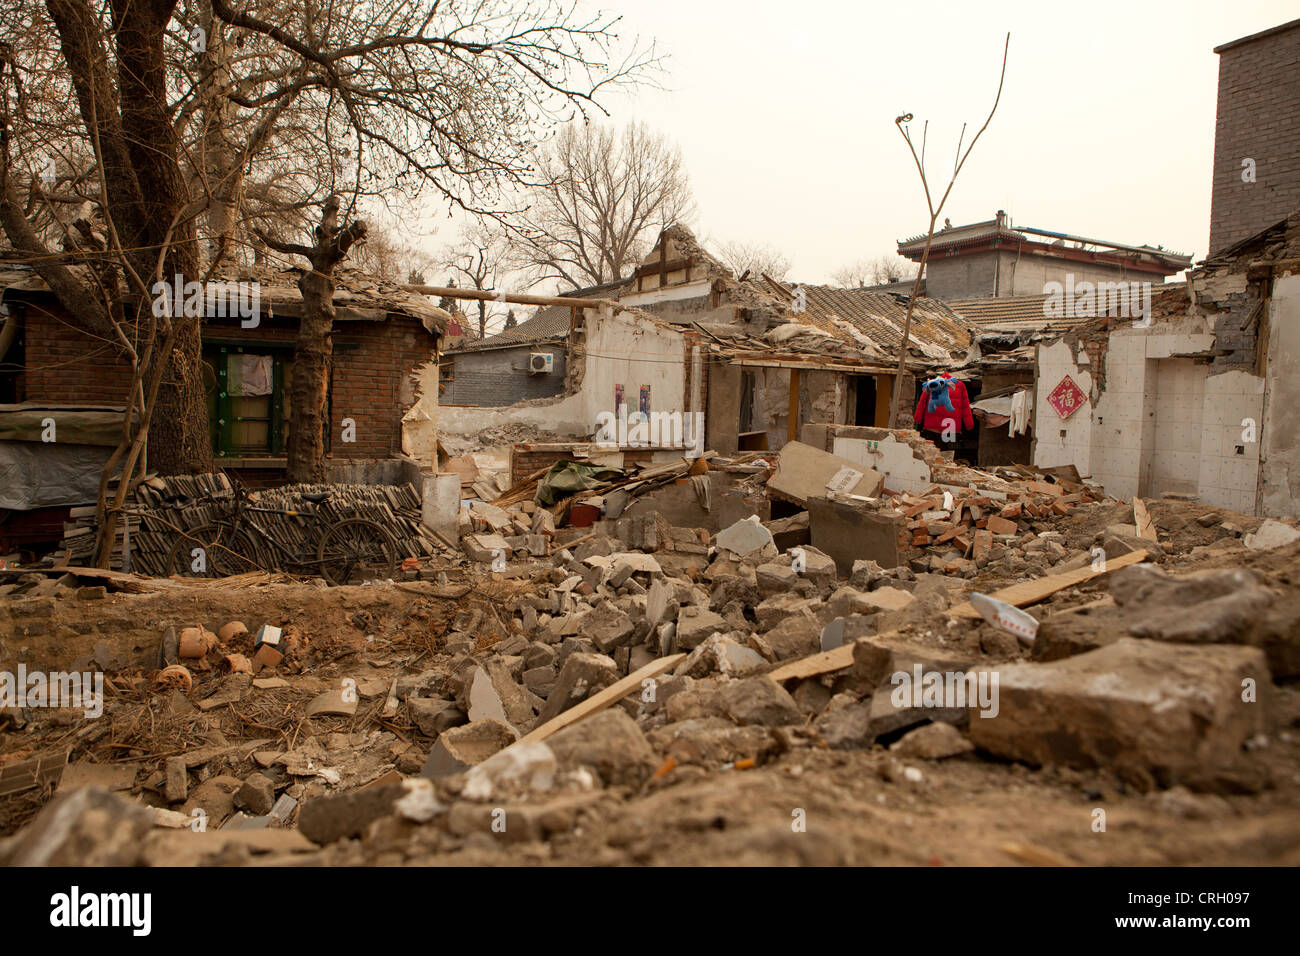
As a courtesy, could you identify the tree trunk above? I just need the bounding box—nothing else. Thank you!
[287,269,335,483]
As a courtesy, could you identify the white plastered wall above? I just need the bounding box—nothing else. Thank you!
[438,309,689,444]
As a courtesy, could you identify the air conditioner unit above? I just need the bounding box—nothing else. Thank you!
[528,352,554,375]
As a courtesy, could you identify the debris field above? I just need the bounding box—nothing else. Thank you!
[2,430,1299,867]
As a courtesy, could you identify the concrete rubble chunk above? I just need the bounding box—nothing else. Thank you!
[462,533,510,563]
[647,717,777,766]
[297,784,404,845]
[676,633,768,678]
[546,708,658,788]
[408,698,466,736]
[536,652,620,724]
[969,639,1270,788]
[585,602,636,653]
[0,787,152,866]
[813,693,874,749]
[719,675,803,727]
[234,773,276,815]
[462,742,557,801]
[890,722,975,760]
[1244,519,1300,551]
[755,561,799,597]
[673,605,728,650]
[420,719,518,779]
[715,515,775,557]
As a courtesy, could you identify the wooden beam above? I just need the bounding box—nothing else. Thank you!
[948,549,1147,619]
[1133,497,1158,541]
[512,653,686,746]
[400,285,620,311]
[787,368,800,443]
[771,552,1149,681]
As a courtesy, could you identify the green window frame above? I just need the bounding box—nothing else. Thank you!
[204,344,291,458]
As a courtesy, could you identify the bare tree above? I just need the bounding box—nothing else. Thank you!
[886,33,1010,429]
[0,0,655,501]
[351,225,436,283]
[441,222,513,337]
[716,239,790,281]
[830,254,916,288]
[257,197,366,483]
[509,121,694,289]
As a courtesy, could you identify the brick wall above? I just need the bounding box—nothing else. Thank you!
[510,443,655,489]
[21,302,135,405]
[442,344,566,407]
[21,302,437,462]
[1209,21,1300,254]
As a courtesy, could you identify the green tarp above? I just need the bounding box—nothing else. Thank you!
[534,460,624,508]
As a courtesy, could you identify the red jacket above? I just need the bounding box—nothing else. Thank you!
[914,372,974,433]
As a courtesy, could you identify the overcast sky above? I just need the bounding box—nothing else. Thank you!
[411,1,1297,300]
[585,0,1296,283]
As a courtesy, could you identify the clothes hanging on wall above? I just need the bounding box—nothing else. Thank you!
[1009,388,1029,437]
[914,372,974,433]
[227,353,273,396]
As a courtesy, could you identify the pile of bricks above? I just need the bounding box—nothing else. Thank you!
[890,477,1104,575]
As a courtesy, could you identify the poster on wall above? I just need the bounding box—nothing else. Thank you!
[640,385,651,416]
[1047,375,1087,420]
[614,384,624,415]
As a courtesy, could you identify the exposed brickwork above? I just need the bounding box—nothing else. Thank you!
[1209,21,1300,254]
[20,303,135,406]
[19,302,437,464]
[510,443,655,489]
[441,344,566,407]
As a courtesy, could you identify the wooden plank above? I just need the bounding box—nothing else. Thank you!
[948,549,1147,619]
[513,653,686,746]
[787,368,800,444]
[769,644,856,682]
[1133,497,1158,541]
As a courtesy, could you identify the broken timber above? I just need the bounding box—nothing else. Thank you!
[769,550,1149,681]
[513,653,686,747]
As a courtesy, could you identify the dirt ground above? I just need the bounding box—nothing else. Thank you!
[2,498,1298,866]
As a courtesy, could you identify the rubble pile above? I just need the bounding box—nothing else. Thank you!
[4,477,1298,865]
[3,424,1300,866]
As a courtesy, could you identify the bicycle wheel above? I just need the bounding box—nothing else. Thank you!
[316,518,398,585]
[165,522,262,578]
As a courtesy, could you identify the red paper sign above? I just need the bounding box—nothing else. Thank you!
[1047,375,1087,420]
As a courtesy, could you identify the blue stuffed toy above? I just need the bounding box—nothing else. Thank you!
[923,377,954,413]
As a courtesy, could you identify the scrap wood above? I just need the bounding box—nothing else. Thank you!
[768,644,856,681]
[948,549,1147,619]
[513,653,686,747]
[1133,497,1158,541]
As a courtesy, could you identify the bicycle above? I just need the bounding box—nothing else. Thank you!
[162,480,398,586]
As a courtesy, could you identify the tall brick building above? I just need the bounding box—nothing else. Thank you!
[1209,18,1300,254]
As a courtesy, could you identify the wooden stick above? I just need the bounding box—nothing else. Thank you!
[513,653,686,746]
[948,549,1146,619]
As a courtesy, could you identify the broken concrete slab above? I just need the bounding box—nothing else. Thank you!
[719,676,803,727]
[766,441,884,507]
[674,605,728,651]
[715,515,775,558]
[807,495,902,575]
[421,719,518,779]
[297,783,404,845]
[545,708,658,787]
[890,722,974,760]
[1244,519,1300,551]
[969,639,1270,788]
[536,652,620,724]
